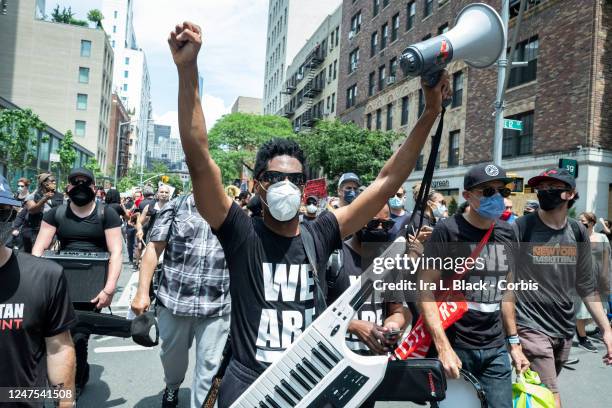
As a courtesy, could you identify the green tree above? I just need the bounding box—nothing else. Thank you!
[87,9,104,28]
[295,120,402,188]
[52,129,78,188]
[51,5,87,26]
[0,108,47,181]
[208,113,294,184]
[447,197,458,216]
[84,157,105,182]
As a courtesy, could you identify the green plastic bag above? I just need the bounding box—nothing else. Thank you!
[512,369,556,408]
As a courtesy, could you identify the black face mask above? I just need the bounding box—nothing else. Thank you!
[357,228,390,243]
[582,223,590,230]
[536,189,567,211]
[68,183,95,206]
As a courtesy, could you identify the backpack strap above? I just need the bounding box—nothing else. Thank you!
[54,204,68,227]
[300,224,328,317]
[567,217,582,243]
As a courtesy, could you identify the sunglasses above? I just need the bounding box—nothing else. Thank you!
[69,179,92,187]
[0,207,17,223]
[473,187,512,198]
[260,171,306,186]
[366,218,395,231]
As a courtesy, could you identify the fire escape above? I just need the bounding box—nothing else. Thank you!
[297,44,324,131]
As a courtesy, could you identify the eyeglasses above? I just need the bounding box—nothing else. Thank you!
[366,218,395,231]
[260,171,306,186]
[473,187,512,198]
[0,207,17,223]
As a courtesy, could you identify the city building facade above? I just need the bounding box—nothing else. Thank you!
[101,0,152,170]
[0,0,113,170]
[147,124,186,172]
[107,93,130,179]
[283,5,342,131]
[0,96,94,183]
[263,0,342,115]
[336,0,612,217]
[231,96,263,114]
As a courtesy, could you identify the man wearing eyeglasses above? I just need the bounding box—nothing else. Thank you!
[419,163,528,408]
[23,173,64,253]
[0,175,77,408]
[169,21,451,406]
[509,168,612,408]
[32,168,123,396]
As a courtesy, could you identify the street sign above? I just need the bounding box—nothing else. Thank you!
[503,119,523,131]
[559,158,579,178]
[49,153,60,163]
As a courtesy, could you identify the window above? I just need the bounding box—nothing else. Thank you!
[111,40,115,48]
[392,14,400,42]
[346,85,357,108]
[386,103,393,130]
[327,96,331,111]
[510,0,542,18]
[335,27,340,46]
[407,2,416,30]
[376,109,382,130]
[75,120,86,137]
[351,11,362,34]
[125,57,130,65]
[123,83,128,91]
[124,70,129,78]
[331,30,335,48]
[114,10,118,18]
[349,48,360,73]
[503,111,533,157]
[370,32,378,57]
[416,154,423,171]
[381,23,388,49]
[113,25,117,33]
[373,0,380,16]
[508,36,538,88]
[448,130,460,167]
[383,0,390,7]
[331,93,335,112]
[367,113,372,130]
[76,94,88,110]
[401,96,409,125]
[378,65,386,91]
[438,22,449,34]
[424,0,433,17]
[368,72,376,96]
[78,67,90,83]
[80,40,91,57]
[333,60,337,79]
[452,71,463,107]
[390,57,398,78]
[418,89,425,116]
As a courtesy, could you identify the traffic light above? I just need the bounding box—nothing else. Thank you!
[161,175,169,183]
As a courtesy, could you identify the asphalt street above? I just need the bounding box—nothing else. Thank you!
[77,259,612,408]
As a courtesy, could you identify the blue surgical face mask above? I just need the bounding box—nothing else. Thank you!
[343,190,357,204]
[475,193,505,220]
[388,196,403,209]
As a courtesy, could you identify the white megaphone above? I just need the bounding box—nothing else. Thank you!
[400,2,505,88]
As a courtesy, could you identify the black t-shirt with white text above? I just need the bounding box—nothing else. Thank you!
[424,214,515,349]
[43,203,123,252]
[0,252,76,407]
[213,202,342,373]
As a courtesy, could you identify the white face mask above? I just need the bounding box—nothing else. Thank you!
[262,180,302,222]
[306,204,317,214]
[433,203,447,218]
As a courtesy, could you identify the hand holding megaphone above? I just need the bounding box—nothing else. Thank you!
[400,3,505,106]
[421,70,452,114]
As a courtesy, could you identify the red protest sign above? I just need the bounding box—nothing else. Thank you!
[303,178,327,202]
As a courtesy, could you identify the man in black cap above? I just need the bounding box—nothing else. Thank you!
[32,167,123,395]
[0,175,77,407]
[509,168,612,407]
[419,163,529,408]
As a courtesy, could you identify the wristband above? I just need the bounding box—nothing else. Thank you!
[102,289,114,297]
[506,334,520,345]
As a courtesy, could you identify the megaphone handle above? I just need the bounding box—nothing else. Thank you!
[423,71,452,108]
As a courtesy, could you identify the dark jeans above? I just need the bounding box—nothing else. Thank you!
[126,227,136,263]
[217,358,260,408]
[454,345,512,408]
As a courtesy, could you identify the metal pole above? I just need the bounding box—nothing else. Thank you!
[493,0,510,165]
[493,0,528,165]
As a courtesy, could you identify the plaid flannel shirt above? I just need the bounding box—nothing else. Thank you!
[149,194,230,317]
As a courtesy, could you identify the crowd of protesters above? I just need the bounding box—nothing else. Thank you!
[1,20,611,408]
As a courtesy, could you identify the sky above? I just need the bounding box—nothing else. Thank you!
[50,0,268,135]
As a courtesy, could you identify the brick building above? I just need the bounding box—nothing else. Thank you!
[336,0,612,217]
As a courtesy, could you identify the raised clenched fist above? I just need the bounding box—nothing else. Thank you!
[168,21,202,68]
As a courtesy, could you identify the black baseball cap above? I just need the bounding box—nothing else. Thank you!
[464,163,512,190]
[528,168,576,189]
[68,168,95,184]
